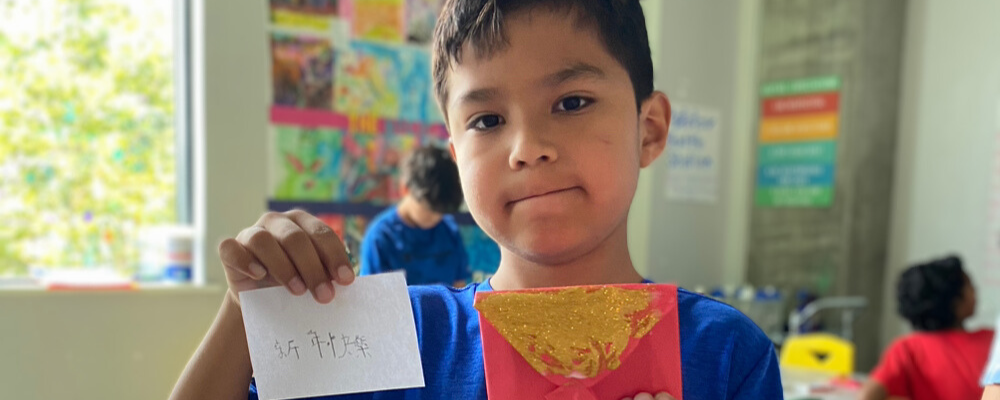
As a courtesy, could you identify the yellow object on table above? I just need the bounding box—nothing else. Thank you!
[780,333,854,377]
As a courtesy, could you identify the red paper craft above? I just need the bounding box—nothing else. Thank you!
[474,284,683,400]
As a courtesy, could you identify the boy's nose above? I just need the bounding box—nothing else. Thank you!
[508,127,559,169]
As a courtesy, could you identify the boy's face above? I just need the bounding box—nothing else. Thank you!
[446,8,669,266]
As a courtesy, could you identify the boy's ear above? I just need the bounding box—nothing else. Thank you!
[639,91,671,168]
[448,139,458,162]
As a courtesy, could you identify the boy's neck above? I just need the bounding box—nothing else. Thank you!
[396,196,443,229]
[489,222,644,290]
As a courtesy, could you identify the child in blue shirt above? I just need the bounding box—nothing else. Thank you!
[360,145,471,286]
[171,1,784,399]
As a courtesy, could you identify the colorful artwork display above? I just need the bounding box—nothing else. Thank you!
[267,0,500,279]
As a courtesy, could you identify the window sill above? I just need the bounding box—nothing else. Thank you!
[0,282,225,296]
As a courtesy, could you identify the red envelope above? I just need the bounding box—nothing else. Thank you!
[475,284,683,400]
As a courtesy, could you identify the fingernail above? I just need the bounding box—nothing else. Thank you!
[314,282,334,304]
[288,276,307,295]
[249,262,267,279]
[337,265,354,283]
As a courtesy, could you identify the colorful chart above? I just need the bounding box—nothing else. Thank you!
[756,76,841,207]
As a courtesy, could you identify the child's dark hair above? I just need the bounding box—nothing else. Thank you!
[402,145,464,214]
[432,0,653,113]
[896,255,969,331]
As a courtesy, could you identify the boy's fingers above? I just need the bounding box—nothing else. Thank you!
[237,226,306,296]
[218,238,264,280]
[266,217,333,303]
[284,209,354,286]
[654,393,676,400]
[633,394,654,400]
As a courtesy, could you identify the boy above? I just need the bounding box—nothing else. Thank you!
[360,145,471,287]
[861,256,994,400]
[171,1,783,399]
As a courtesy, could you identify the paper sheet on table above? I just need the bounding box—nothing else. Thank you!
[240,273,424,400]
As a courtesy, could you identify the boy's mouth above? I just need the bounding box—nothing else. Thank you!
[508,186,581,206]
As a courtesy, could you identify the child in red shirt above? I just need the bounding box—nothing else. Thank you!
[862,255,994,400]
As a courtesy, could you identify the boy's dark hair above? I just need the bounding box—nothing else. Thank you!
[402,146,464,214]
[432,0,653,114]
[896,255,969,331]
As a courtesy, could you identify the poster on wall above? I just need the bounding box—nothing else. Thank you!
[755,76,841,208]
[264,0,499,281]
[664,104,720,203]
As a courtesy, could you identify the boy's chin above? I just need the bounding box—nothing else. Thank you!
[510,235,597,267]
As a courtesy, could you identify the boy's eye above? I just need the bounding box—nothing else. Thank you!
[555,96,592,112]
[471,115,504,131]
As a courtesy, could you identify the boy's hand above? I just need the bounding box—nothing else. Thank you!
[218,210,356,306]
[622,393,676,400]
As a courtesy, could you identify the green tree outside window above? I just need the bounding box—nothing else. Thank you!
[0,0,177,277]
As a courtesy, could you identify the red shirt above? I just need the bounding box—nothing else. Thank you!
[871,329,995,400]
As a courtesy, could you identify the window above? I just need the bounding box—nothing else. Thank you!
[0,0,190,282]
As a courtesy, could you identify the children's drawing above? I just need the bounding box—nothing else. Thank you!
[334,42,433,122]
[272,126,346,201]
[334,42,398,118]
[272,34,335,110]
[352,0,405,42]
[394,46,434,122]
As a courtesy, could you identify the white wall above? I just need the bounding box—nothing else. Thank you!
[883,0,1000,347]
[0,288,224,399]
[0,1,272,398]
[633,0,759,288]
[627,0,663,278]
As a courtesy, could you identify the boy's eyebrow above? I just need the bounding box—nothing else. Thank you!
[452,87,503,109]
[450,63,606,109]
[542,63,607,87]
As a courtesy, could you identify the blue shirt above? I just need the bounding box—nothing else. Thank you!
[249,281,784,399]
[360,206,470,286]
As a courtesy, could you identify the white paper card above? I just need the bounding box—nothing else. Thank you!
[240,273,424,400]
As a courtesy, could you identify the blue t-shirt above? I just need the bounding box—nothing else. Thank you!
[249,280,783,399]
[360,206,471,286]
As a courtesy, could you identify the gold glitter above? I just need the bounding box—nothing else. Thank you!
[475,286,661,378]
